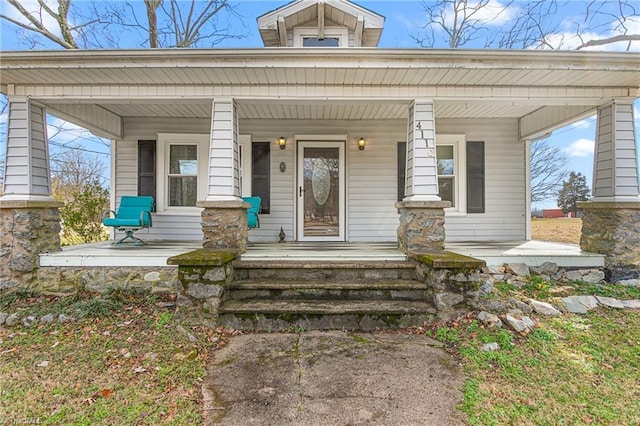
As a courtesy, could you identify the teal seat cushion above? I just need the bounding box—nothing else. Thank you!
[103,218,145,227]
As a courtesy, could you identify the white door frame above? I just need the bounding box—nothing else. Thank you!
[296,140,346,242]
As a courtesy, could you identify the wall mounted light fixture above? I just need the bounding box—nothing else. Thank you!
[358,137,366,151]
[278,136,286,150]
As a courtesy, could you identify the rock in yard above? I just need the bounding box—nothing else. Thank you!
[509,299,533,314]
[481,342,500,352]
[563,270,584,282]
[531,262,559,275]
[617,279,640,287]
[561,295,599,314]
[57,314,76,324]
[22,316,38,327]
[5,313,21,327]
[477,311,502,328]
[479,279,494,296]
[529,299,561,316]
[506,263,530,277]
[0,313,8,325]
[621,300,640,309]
[521,316,535,331]
[40,313,55,324]
[595,296,625,309]
[505,315,531,333]
[582,270,605,284]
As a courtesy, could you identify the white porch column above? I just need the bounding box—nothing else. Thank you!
[579,100,640,281]
[591,101,639,201]
[1,96,57,202]
[403,99,441,201]
[1,96,62,289]
[197,98,248,252]
[396,99,450,254]
[205,98,242,202]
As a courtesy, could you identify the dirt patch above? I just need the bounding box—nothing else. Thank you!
[531,218,582,245]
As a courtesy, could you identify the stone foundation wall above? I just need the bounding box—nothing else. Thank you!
[395,201,450,254]
[0,202,63,290]
[35,266,179,295]
[579,202,640,281]
[198,200,248,252]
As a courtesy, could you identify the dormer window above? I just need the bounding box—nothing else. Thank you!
[303,37,339,47]
[294,27,348,47]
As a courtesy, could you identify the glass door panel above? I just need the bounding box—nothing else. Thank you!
[297,142,345,241]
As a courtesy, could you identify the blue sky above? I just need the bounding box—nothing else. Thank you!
[1,0,639,207]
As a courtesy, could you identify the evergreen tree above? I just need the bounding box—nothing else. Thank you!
[557,172,591,215]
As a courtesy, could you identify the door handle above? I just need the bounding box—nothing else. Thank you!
[299,186,305,197]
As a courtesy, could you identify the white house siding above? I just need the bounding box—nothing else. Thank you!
[113,116,525,242]
[116,117,211,241]
[240,119,404,242]
[438,118,526,241]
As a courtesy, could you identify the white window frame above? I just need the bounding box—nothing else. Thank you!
[436,134,467,215]
[238,134,252,197]
[156,133,209,214]
[293,27,349,47]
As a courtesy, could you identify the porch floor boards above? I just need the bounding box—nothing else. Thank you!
[38,240,604,269]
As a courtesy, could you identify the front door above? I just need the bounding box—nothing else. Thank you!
[297,141,345,241]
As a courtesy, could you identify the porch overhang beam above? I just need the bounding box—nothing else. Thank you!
[13,85,634,105]
[46,103,123,140]
[519,105,596,141]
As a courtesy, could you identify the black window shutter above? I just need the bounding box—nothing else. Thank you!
[251,142,270,214]
[138,140,156,211]
[467,141,485,213]
[397,142,406,201]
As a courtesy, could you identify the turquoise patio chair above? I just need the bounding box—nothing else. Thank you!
[103,196,154,245]
[242,196,261,229]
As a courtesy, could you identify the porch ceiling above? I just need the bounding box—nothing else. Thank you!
[85,100,539,120]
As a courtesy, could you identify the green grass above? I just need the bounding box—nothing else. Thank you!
[455,309,640,425]
[0,291,232,425]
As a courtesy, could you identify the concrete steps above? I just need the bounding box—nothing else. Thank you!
[219,260,436,331]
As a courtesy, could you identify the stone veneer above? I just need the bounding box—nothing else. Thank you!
[579,201,640,281]
[395,200,451,254]
[0,200,63,290]
[197,200,249,252]
[167,249,237,326]
[35,266,179,295]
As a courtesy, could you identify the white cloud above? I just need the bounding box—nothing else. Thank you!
[440,0,517,29]
[564,138,595,157]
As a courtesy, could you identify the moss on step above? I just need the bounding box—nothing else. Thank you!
[167,249,237,266]
[409,251,485,270]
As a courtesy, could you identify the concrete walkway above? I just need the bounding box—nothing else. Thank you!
[202,331,466,425]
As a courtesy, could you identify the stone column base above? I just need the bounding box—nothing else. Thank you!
[197,200,249,252]
[395,200,451,254]
[0,200,63,290]
[579,201,640,281]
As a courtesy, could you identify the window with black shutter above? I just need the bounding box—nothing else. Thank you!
[251,142,270,214]
[138,140,156,211]
[397,142,406,201]
[467,141,485,213]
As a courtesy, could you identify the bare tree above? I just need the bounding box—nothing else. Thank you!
[574,0,640,51]
[530,140,568,203]
[50,150,107,198]
[1,0,243,49]
[413,0,515,48]
[413,0,639,50]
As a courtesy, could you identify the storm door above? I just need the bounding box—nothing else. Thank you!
[296,141,345,241]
